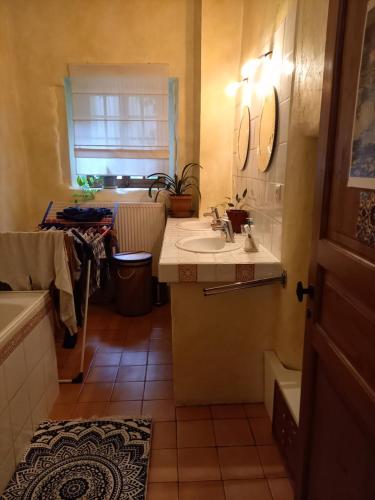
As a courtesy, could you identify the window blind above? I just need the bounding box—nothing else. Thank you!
[68,64,170,177]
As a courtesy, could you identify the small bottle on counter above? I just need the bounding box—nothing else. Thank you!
[243,221,259,252]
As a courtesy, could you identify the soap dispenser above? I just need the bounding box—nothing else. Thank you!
[243,223,259,252]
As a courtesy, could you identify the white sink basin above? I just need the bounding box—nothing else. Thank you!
[176,236,242,253]
[177,220,212,231]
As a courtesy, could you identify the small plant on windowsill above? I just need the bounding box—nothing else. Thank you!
[219,188,249,233]
[147,163,202,217]
[72,175,103,203]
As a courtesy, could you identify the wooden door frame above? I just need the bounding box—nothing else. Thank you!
[295,1,347,498]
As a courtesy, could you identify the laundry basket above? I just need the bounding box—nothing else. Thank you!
[113,252,153,316]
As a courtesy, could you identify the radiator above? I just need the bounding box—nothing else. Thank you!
[114,202,166,275]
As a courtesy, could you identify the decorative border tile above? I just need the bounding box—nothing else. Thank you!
[178,264,197,283]
[356,191,375,247]
[0,297,53,366]
[236,264,255,282]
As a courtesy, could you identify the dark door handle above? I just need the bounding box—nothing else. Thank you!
[296,281,314,302]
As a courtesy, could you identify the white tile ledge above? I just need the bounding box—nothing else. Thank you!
[159,218,281,283]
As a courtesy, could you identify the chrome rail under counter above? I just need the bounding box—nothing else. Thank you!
[158,218,282,284]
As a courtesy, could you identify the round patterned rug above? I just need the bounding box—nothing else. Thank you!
[1,418,152,500]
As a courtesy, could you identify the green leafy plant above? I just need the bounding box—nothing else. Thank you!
[147,163,202,201]
[221,188,248,210]
[72,175,103,203]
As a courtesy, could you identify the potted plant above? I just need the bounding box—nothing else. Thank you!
[147,163,202,217]
[72,175,102,203]
[223,188,249,233]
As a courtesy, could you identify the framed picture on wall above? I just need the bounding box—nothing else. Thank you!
[348,0,375,189]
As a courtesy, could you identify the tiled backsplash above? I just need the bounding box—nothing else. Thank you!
[232,7,297,260]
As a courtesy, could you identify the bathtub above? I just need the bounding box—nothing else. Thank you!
[0,291,59,492]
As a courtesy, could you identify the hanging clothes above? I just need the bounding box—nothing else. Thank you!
[0,231,77,333]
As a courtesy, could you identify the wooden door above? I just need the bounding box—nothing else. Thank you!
[297,1,375,499]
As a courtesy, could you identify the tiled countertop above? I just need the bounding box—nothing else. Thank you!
[159,218,282,283]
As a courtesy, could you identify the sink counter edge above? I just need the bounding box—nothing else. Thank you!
[159,218,282,283]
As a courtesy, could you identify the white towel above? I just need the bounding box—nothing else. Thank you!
[0,232,77,333]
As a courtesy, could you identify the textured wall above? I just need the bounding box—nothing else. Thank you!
[199,0,243,214]
[232,0,328,369]
[0,3,30,231]
[274,0,329,368]
[5,0,201,227]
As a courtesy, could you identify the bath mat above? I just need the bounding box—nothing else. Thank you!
[1,418,152,500]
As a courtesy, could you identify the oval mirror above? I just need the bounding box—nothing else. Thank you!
[237,106,250,170]
[258,86,278,172]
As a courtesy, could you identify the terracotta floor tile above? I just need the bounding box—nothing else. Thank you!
[152,421,177,449]
[224,479,273,500]
[244,403,269,419]
[218,446,263,480]
[149,449,178,482]
[78,383,114,402]
[213,419,254,447]
[146,482,178,500]
[117,365,146,382]
[123,338,150,351]
[267,478,294,500]
[210,404,246,419]
[106,401,142,417]
[149,339,172,351]
[86,366,118,383]
[97,341,125,353]
[55,384,81,404]
[177,420,216,448]
[120,351,148,366]
[176,406,211,421]
[49,403,73,420]
[92,352,121,366]
[148,351,173,365]
[142,400,176,422]
[249,418,275,445]
[150,328,171,340]
[177,447,221,482]
[144,381,174,400]
[70,402,107,419]
[257,446,288,478]
[146,364,173,381]
[111,382,144,401]
[179,481,225,500]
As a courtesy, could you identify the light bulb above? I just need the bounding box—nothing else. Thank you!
[225,81,241,97]
[241,59,260,79]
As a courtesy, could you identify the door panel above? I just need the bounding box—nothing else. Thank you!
[297,0,375,498]
[307,364,375,500]
[319,273,375,386]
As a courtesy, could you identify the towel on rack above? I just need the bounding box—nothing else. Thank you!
[0,231,77,333]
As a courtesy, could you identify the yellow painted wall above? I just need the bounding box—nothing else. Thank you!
[171,282,278,404]
[199,0,243,214]
[0,2,31,231]
[5,0,201,227]
[235,0,328,369]
[275,0,329,368]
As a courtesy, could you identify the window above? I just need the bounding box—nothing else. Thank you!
[65,64,176,188]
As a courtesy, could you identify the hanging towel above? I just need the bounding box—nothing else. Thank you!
[0,232,77,333]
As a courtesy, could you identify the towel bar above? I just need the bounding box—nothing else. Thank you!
[203,270,287,296]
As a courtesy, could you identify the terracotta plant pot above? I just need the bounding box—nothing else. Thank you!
[170,194,193,218]
[226,209,248,233]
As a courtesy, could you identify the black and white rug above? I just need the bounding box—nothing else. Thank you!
[1,418,152,500]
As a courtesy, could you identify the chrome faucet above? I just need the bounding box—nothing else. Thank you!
[203,207,221,228]
[212,218,235,243]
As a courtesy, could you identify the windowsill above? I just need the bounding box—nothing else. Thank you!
[69,187,149,193]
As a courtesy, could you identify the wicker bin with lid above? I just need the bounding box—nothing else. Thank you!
[113,251,153,316]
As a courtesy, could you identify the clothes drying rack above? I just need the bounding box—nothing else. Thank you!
[39,201,119,384]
